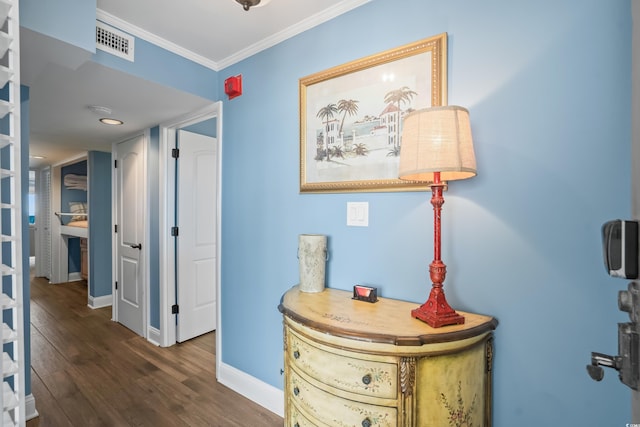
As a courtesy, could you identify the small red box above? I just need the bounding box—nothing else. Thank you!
[224,75,242,100]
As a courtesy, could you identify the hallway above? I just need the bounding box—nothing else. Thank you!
[26,274,282,426]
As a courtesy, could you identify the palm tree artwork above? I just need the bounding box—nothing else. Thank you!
[311,86,419,179]
[383,86,418,155]
[316,103,338,160]
[337,99,359,136]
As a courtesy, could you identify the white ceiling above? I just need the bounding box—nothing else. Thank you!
[23,0,370,168]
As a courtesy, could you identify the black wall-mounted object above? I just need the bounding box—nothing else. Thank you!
[602,219,639,280]
[587,220,640,391]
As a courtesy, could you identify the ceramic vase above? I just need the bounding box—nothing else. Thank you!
[298,234,327,293]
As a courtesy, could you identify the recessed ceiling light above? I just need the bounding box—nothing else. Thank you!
[99,118,124,125]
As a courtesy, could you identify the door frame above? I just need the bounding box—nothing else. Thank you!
[157,102,222,359]
[111,131,149,336]
[35,165,51,279]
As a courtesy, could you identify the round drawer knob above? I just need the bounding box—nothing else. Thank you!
[362,418,372,427]
[293,350,300,359]
[362,373,372,385]
[293,387,300,396]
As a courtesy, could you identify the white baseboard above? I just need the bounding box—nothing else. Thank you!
[217,361,284,418]
[88,294,112,309]
[25,393,39,421]
[68,272,82,282]
[147,326,161,346]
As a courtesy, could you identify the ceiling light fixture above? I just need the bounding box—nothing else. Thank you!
[235,0,271,11]
[99,118,124,126]
[236,0,259,11]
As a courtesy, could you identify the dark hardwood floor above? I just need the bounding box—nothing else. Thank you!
[26,271,283,426]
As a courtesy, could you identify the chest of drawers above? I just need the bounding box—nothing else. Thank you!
[279,286,497,427]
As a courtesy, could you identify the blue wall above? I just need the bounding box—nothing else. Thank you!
[93,36,219,102]
[88,151,112,298]
[20,0,96,53]
[17,0,634,424]
[219,0,632,425]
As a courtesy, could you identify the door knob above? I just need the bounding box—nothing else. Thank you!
[129,243,142,250]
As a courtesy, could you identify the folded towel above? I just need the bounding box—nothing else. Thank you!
[64,174,87,191]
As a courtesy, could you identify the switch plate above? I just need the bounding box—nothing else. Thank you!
[347,202,368,227]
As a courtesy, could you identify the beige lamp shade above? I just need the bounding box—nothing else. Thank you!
[398,105,476,182]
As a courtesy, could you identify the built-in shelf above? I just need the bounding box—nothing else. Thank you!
[0,293,15,309]
[0,32,11,63]
[1,323,16,343]
[0,264,14,276]
[0,134,12,148]
[2,353,17,378]
[2,382,17,411]
[0,66,12,88]
[0,99,12,119]
[0,1,11,28]
[1,1,25,423]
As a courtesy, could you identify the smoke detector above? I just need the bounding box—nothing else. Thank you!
[88,105,112,115]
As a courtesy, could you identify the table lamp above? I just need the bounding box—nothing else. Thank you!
[398,105,476,327]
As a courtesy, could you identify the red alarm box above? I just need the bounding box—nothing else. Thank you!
[224,75,242,100]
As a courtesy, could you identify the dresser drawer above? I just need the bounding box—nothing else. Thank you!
[289,400,329,427]
[288,328,397,400]
[289,369,397,427]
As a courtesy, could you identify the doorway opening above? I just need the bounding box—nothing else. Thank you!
[157,102,222,372]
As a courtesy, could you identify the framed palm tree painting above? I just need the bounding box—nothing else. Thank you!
[300,33,448,193]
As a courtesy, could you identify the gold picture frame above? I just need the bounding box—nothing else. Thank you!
[299,33,448,193]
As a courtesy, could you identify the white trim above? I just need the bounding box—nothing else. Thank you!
[35,166,51,279]
[97,0,371,71]
[157,102,222,383]
[147,325,161,346]
[88,294,112,309]
[52,152,88,168]
[25,393,38,421]
[111,147,116,322]
[49,165,64,283]
[96,10,218,71]
[216,0,371,69]
[217,362,284,418]
[67,272,82,282]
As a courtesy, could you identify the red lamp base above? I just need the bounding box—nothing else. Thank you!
[411,287,465,328]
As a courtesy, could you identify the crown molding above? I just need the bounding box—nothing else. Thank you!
[216,0,371,70]
[97,0,370,72]
[96,9,220,71]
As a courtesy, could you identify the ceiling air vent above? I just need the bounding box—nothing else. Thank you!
[96,21,135,62]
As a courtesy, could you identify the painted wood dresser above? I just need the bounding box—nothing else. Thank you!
[278,286,498,427]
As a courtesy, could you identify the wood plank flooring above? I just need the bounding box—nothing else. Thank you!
[26,273,283,426]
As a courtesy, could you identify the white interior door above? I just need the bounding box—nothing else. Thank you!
[115,135,145,336]
[176,129,217,342]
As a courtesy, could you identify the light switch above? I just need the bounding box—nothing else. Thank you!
[347,202,369,227]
